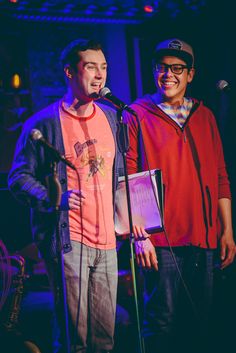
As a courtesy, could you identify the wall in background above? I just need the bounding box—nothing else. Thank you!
[0,4,235,198]
[0,18,132,173]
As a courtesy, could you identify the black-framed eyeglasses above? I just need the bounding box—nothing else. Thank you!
[155,63,189,75]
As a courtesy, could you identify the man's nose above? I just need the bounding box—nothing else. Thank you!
[95,67,103,78]
[164,67,173,75]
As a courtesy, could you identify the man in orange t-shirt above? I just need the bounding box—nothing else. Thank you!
[8,39,123,353]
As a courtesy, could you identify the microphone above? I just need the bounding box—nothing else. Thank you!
[99,87,136,115]
[30,129,76,170]
[216,80,231,93]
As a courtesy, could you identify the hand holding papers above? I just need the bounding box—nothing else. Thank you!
[115,169,164,237]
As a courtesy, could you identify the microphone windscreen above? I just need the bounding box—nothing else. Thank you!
[216,80,229,91]
[99,87,111,98]
[30,129,43,141]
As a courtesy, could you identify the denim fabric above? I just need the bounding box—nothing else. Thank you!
[45,241,117,353]
[142,246,215,353]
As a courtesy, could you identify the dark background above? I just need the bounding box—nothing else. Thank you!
[0,2,235,351]
[0,0,235,250]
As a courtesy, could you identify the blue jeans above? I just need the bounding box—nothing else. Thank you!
[142,246,215,353]
[46,241,117,353]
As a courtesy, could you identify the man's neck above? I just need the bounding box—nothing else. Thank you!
[63,92,95,117]
[152,92,184,107]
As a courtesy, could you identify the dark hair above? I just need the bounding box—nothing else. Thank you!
[60,38,103,70]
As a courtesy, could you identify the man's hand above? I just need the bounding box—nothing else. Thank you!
[133,225,150,240]
[135,238,158,271]
[60,190,85,211]
[218,198,236,269]
[220,229,236,269]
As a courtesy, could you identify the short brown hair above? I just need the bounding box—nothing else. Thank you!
[60,39,103,71]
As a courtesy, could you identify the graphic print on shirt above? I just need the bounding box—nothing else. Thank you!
[74,139,106,180]
[74,139,105,180]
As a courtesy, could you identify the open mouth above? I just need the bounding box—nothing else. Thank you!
[91,83,102,90]
[162,81,177,89]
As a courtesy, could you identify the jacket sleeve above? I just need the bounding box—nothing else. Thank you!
[8,121,52,212]
[211,114,232,199]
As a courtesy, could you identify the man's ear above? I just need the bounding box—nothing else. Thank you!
[64,65,73,79]
[187,67,195,83]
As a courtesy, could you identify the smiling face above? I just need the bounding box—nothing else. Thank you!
[64,49,107,103]
[153,56,195,105]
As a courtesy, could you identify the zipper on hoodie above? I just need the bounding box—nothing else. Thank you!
[158,102,200,143]
[180,102,200,142]
[183,131,187,143]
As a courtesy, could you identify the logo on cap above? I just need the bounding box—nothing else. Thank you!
[168,39,182,51]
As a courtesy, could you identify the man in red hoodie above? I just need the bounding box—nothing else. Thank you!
[125,38,235,353]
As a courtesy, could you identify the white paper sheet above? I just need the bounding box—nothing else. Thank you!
[115,169,163,236]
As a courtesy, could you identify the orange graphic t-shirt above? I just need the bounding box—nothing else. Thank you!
[60,103,116,249]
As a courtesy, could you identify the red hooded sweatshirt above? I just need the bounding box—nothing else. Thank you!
[125,95,231,249]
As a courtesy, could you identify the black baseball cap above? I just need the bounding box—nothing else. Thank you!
[153,38,194,67]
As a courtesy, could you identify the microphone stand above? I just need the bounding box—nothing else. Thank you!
[116,109,145,353]
[46,160,70,353]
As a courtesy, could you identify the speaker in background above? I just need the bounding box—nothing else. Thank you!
[0,186,32,253]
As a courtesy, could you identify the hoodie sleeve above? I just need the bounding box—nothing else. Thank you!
[212,116,232,199]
